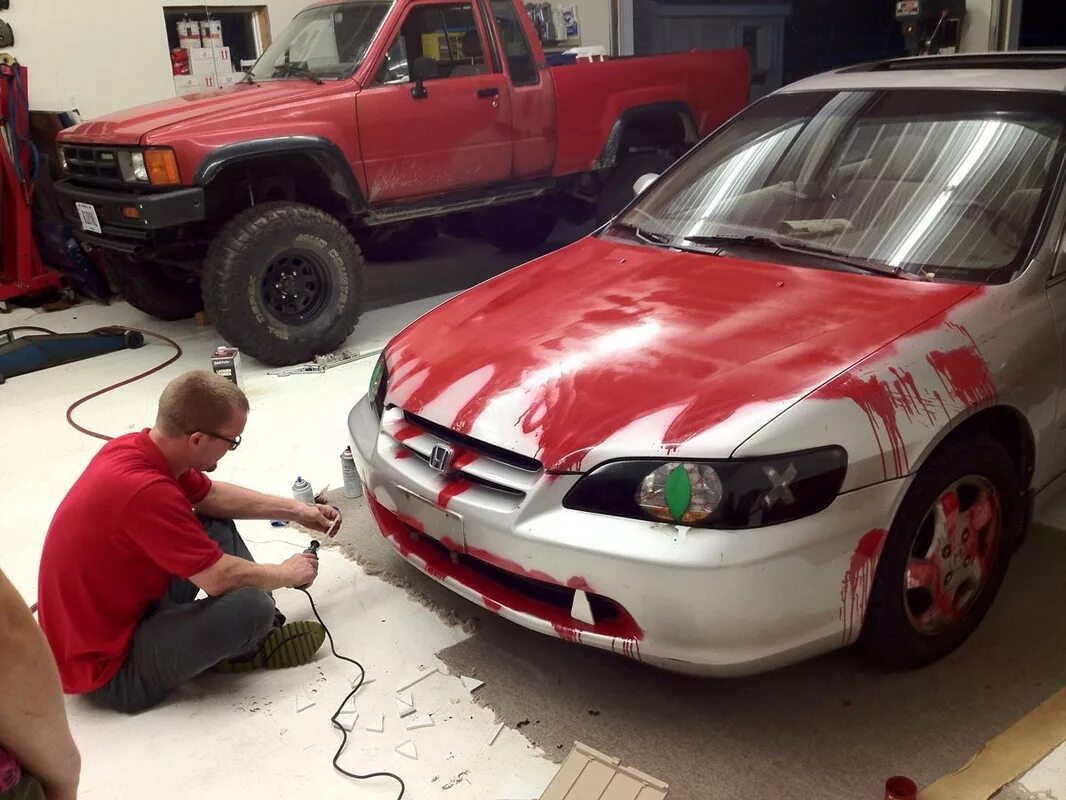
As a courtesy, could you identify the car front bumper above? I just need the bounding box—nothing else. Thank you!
[55,180,206,255]
[350,397,909,676]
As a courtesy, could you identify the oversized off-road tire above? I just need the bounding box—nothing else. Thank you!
[102,254,203,321]
[474,202,557,253]
[861,435,1022,670]
[595,152,674,224]
[356,220,437,262]
[202,202,364,366]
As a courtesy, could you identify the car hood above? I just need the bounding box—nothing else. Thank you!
[58,82,335,146]
[385,236,978,472]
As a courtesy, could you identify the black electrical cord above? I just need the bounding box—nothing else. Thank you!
[0,325,59,337]
[297,586,406,799]
[66,327,184,441]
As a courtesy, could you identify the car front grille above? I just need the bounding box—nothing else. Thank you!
[383,409,542,506]
[63,146,124,186]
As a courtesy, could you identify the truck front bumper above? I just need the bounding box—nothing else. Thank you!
[55,181,206,255]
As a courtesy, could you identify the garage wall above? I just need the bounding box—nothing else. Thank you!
[6,0,307,119]
[960,0,995,52]
[570,0,612,51]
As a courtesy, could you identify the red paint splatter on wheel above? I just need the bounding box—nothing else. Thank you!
[840,529,888,644]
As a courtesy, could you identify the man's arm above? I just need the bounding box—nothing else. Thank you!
[194,482,337,533]
[189,552,318,597]
[0,568,80,800]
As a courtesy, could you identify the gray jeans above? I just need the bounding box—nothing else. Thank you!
[87,516,276,714]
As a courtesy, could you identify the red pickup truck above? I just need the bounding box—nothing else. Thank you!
[55,0,749,364]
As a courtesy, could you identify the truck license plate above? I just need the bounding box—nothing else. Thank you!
[75,202,102,234]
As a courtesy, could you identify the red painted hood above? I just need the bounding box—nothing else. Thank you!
[57,82,336,146]
[386,236,978,471]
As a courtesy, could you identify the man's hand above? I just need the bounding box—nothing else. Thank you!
[281,553,319,589]
[294,503,339,534]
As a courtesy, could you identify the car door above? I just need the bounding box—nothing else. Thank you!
[356,0,513,204]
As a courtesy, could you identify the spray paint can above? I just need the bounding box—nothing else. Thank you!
[292,476,315,505]
[341,446,362,498]
[884,776,917,800]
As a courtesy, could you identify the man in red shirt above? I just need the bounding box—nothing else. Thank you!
[37,370,340,714]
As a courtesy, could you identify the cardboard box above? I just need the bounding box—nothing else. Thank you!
[218,72,243,88]
[186,47,216,75]
[200,73,220,91]
[212,46,233,73]
[173,75,201,95]
[211,346,244,390]
[200,19,224,48]
[176,19,201,49]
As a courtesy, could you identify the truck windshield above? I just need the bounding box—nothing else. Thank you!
[250,2,392,81]
[609,90,1066,282]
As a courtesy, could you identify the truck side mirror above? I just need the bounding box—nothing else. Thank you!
[410,56,437,100]
[633,173,659,196]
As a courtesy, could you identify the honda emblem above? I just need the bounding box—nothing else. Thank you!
[429,444,455,474]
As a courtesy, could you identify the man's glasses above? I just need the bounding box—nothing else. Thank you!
[202,432,242,451]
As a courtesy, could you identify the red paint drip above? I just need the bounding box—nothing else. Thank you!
[941,489,960,546]
[825,374,906,480]
[393,424,421,443]
[394,448,412,460]
[438,479,474,510]
[365,494,643,644]
[840,529,887,644]
[927,338,997,414]
[451,448,478,471]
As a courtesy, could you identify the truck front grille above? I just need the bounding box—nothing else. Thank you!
[63,146,124,186]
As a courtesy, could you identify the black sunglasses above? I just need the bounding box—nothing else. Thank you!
[202,432,242,451]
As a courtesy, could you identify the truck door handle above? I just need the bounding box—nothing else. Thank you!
[477,87,499,98]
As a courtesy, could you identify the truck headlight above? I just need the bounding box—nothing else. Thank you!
[563,447,848,529]
[58,147,69,174]
[368,354,388,419]
[118,151,149,183]
[117,149,181,185]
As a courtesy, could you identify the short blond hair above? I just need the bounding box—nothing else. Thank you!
[155,371,249,437]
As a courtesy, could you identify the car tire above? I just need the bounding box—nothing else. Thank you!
[595,152,675,225]
[861,435,1022,669]
[202,201,364,367]
[102,254,203,321]
[475,202,558,253]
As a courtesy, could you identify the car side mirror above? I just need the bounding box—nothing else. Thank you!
[633,173,659,196]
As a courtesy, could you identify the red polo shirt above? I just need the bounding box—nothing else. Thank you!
[37,430,223,694]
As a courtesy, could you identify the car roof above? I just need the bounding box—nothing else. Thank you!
[781,52,1066,95]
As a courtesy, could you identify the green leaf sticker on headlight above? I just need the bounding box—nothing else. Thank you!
[664,465,692,521]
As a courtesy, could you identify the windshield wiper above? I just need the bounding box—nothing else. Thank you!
[273,62,325,84]
[682,234,905,278]
[609,222,674,247]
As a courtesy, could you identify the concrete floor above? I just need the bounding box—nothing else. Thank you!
[4,225,1066,799]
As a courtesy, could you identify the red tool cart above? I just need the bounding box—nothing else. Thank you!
[0,62,61,308]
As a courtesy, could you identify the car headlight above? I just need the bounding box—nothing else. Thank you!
[117,151,149,183]
[563,447,848,529]
[368,354,388,419]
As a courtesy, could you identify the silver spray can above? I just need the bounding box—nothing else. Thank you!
[292,476,315,505]
[341,446,362,498]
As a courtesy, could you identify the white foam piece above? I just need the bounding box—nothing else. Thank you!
[365,714,385,734]
[296,694,315,713]
[406,715,435,731]
[337,713,359,732]
[396,667,439,694]
[396,693,416,719]
[460,676,485,693]
[395,740,419,760]
[570,589,595,625]
[488,723,505,746]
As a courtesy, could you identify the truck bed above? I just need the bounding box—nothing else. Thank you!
[550,49,751,176]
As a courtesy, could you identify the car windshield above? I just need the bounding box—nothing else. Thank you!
[249,1,392,81]
[608,89,1066,282]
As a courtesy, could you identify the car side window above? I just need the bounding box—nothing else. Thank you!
[489,0,538,86]
[375,3,489,84]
